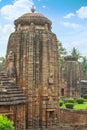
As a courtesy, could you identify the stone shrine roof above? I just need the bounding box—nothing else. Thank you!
[14,12,52,26]
[64,56,78,61]
[0,71,28,105]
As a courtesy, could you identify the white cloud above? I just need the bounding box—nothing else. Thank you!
[0,0,2,2]
[76,6,87,19]
[0,24,14,56]
[71,39,87,47]
[42,5,46,8]
[64,6,87,19]
[64,13,75,19]
[62,39,87,57]
[0,0,34,56]
[62,22,81,29]
[0,24,14,44]
[0,0,34,20]
[69,39,87,56]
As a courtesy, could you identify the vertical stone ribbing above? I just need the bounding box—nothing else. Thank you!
[34,31,40,88]
[41,33,48,86]
[27,26,35,129]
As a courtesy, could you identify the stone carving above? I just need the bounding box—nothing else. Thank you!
[49,73,54,84]
[6,51,16,78]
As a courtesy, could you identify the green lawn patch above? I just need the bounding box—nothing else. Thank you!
[60,99,87,110]
[74,102,87,110]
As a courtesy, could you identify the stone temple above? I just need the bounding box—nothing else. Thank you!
[0,7,59,130]
[60,56,81,97]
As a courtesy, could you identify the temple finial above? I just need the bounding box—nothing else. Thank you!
[31,5,35,13]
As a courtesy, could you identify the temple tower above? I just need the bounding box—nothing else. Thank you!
[60,56,81,97]
[6,8,59,130]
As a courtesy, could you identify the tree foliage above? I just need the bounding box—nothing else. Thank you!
[58,41,67,65]
[0,115,14,130]
[0,57,5,71]
[70,47,81,58]
[58,41,67,57]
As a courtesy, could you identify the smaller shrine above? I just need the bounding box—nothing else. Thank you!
[60,56,81,97]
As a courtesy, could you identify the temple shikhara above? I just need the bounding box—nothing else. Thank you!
[0,7,60,130]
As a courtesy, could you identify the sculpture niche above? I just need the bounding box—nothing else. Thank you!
[6,51,16,79]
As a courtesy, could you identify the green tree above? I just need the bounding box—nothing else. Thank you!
[0,57,5,71]
[0,115,14,130]
[70,47,81,58]
[58,41,67,64]
[58,41,67,57]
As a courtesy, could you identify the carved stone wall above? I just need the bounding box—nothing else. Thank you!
[60,109,87,124]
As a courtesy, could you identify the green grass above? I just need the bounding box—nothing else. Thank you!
[74,102,87,110]
[60,102,87,110]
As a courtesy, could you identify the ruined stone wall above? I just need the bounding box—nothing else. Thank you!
[60,109,87,124]
[55,124,87,130]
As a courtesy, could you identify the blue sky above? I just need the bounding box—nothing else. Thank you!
[0,0,87,57]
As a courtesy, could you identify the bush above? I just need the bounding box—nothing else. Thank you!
[67,98,74,103]
[81,94,87,99]
[65,103,74,109]
[76,98,84,104]
[59,100,64,106]
[0,115,14,130]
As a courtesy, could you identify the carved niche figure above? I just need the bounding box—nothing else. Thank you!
[49,73,54,84]
[6,51,16,78]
